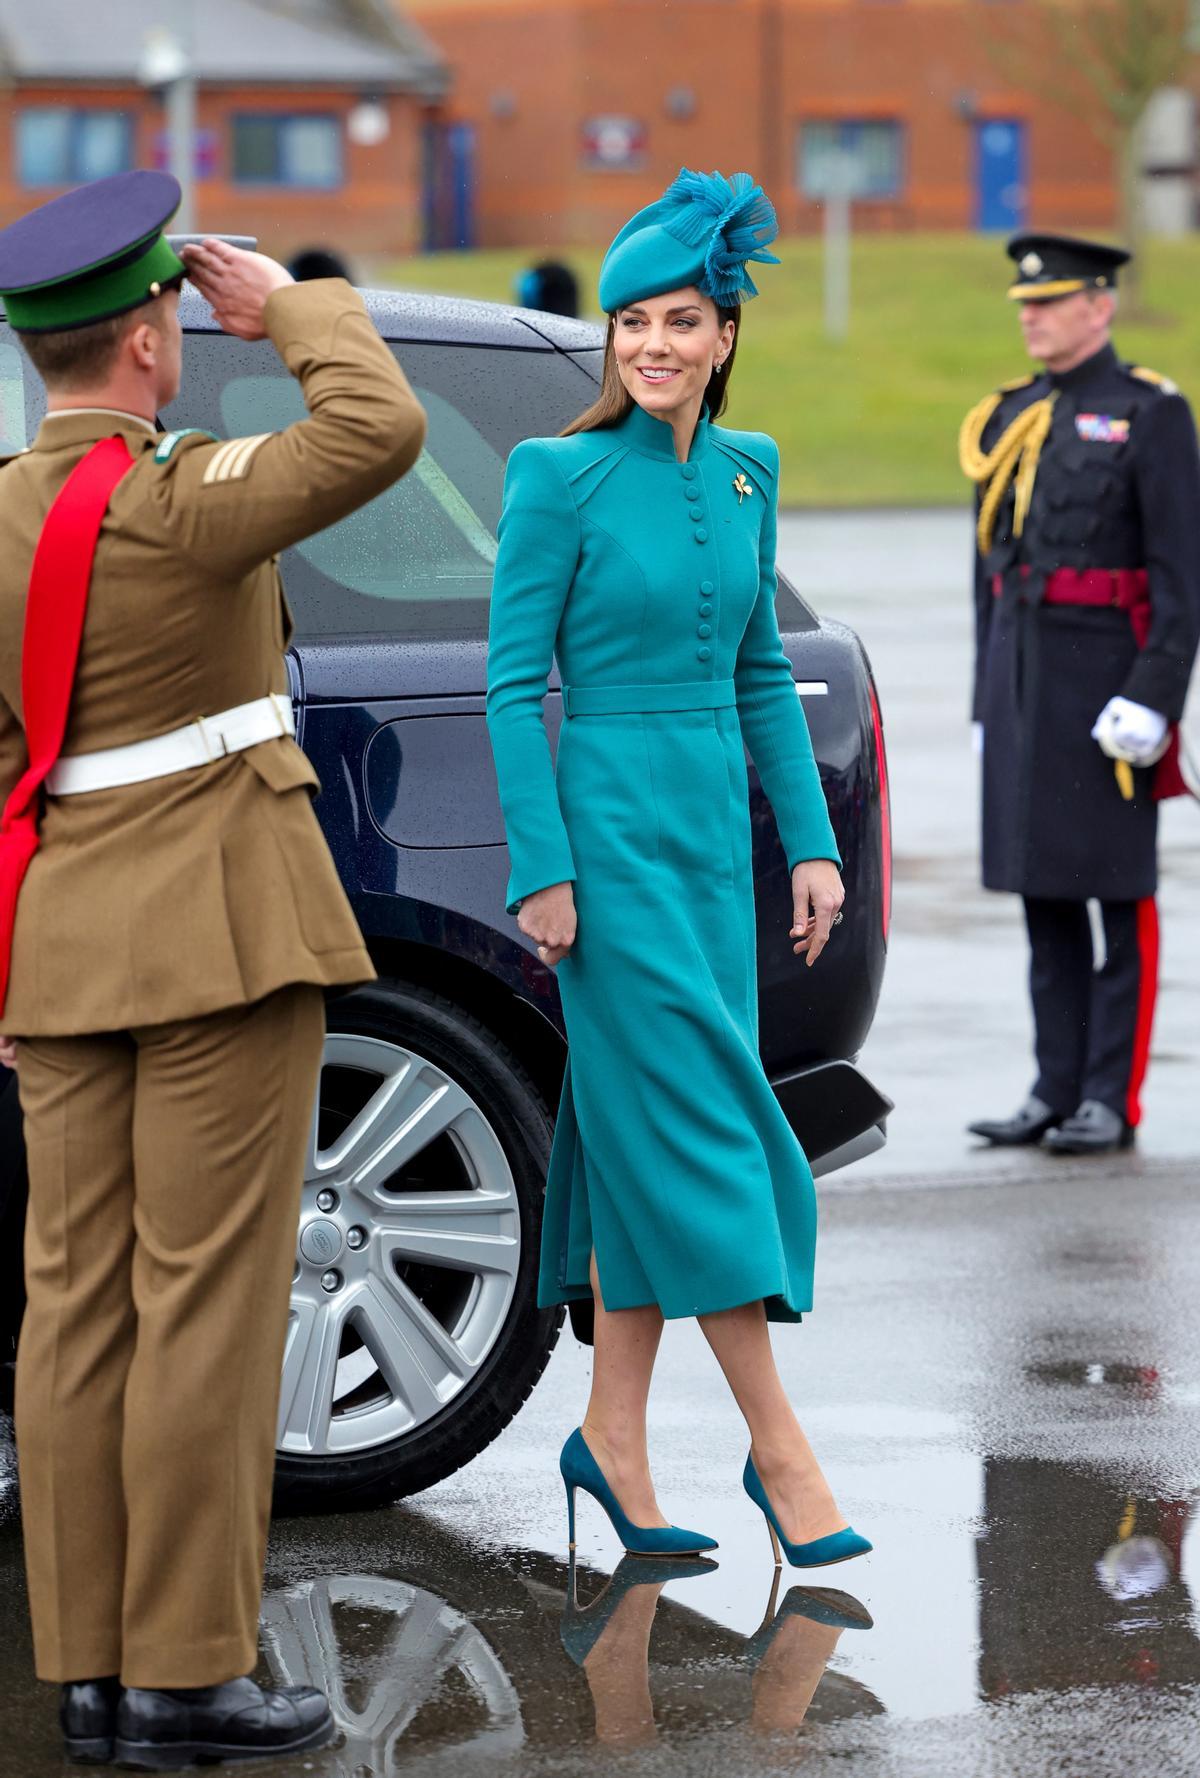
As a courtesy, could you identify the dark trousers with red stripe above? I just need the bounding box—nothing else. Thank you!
[1024,897,1159,1127]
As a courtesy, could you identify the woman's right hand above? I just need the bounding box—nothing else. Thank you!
[518,881,577,968]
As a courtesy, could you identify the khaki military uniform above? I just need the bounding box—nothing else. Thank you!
[0,279,426,1686]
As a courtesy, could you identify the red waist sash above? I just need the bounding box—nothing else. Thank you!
[989,564,1186,801]
[0,436,134,1016]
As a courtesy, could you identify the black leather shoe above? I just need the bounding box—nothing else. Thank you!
[113,1676,334,1771]
[61,1676,122,1764]
[1043,1099,1135,1155]
[967,1095,1062,1146]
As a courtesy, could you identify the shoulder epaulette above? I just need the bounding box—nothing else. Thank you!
[154,427,218,463]
[997,374,1036,395]
[1129,365,1179,396]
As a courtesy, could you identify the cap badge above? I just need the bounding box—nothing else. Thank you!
[1020,252,1043,276]
[733,472,753,503]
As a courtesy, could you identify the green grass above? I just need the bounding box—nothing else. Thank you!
[385,235,1200,506]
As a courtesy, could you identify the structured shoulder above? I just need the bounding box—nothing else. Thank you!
[709,425,778,481]
[1126,363,1180,397]
[997,373,1036,395]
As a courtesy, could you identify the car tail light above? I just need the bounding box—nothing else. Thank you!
[868,677,891,942]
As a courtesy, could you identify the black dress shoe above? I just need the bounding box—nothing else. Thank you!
[61,1676,122,1764]
[113,1676,333,1771]
[967,1095,1062,1146]
[1043,1099,1135,1155]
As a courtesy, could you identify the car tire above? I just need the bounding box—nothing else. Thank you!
[273,978,562,1515]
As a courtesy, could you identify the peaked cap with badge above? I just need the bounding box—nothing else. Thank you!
[0,170,429,1712]
[1006,231,1131,303]
[488,169,844,1341]
[958,227,1200,1153]
[0,169,187,332]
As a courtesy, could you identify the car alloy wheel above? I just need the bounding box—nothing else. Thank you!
[280,1033,523,1458]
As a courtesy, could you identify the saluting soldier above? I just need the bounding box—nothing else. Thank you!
[961,233,1200,1156]
[0,172,425,1766]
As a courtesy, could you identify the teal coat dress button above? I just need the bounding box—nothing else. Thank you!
[486,400,840,1322]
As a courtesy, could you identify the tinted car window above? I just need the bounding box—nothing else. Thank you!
[161,337,598,641]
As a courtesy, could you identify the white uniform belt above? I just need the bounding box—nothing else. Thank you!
[46,694,296,796]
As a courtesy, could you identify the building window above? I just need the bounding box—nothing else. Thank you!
[798,121,905,200]
[16,108,132,187]
[231,115,342,189]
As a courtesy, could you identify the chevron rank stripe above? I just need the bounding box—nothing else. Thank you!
[202,433,272,487]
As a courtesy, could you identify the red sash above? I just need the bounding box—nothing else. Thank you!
[991,564,1190,801]
[0,436,134,1017]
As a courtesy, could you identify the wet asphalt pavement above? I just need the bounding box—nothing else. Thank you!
[1,512,1198,1776]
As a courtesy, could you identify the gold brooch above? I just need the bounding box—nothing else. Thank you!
[733,473,753,503]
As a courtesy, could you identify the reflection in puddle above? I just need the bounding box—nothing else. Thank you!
[256,1539,881,1771]
[977,1462,1200,1699]
[260,1573,524,1767]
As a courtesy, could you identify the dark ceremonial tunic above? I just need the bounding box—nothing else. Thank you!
[973,343,1200,900]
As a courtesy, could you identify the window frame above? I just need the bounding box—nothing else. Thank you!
[230,112,344,191]
[796,118,907,202]
[15,105,134,189]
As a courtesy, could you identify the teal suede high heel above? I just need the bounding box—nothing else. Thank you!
[560,1552,717,1667]
[561,1428,718,1558]
[743,1453,872,1568]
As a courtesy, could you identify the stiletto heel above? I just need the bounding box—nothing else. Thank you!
[560,1427,718,1558]
[743,1452,872,1568]
[766,1517,782,1566]
[560,1551,717,1666]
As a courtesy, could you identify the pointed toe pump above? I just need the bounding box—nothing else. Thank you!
[743,1453,872,1569]
[561,1428,718,1558]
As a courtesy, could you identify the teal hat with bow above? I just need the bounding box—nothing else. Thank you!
[598,168,780,314]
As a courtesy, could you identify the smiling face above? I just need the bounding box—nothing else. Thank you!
[1018,288,1115,374]
[612,287,736,421]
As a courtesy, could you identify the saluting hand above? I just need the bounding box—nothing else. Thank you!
[180,239,295,342]
[518,881,577,970]
[790,859,845,967]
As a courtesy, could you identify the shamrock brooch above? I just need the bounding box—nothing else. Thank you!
[733,473,753,504]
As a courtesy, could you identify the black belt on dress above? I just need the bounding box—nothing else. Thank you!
[561,679,736,716]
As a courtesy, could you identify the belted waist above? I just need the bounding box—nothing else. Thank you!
[561,679,737,717]
[45,693,296,796]
[991,566,1149,612]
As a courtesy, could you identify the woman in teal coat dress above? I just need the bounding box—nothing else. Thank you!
[487,170,871,1570]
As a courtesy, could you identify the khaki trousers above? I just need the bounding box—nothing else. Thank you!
[14,984,325,1687]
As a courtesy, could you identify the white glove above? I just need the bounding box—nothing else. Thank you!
[1091,696,1169,766]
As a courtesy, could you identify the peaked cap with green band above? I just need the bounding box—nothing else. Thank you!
[598,168,780,314]
[0,170,187,334]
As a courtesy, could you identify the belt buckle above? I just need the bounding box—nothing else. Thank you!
[195,716,228,761]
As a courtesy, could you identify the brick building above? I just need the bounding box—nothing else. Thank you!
[0,0,449,262]
[408,0,1162,249]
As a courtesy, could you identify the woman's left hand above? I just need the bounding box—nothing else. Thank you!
[790,860,845,967]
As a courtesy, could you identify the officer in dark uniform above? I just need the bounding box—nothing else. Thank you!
[961,234,1200,1154]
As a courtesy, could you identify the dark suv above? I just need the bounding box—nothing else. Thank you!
[0,284,891,1513]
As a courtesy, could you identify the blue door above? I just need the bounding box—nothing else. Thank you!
[420,121,477,251]
[974,120,1027,233]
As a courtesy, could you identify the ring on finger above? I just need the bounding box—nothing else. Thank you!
[832,911,844,926]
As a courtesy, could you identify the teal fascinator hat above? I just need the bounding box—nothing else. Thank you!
[598,167,780,314]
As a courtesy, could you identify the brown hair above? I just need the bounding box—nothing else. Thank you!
[561,300,741,437]
[16,284,181,391]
